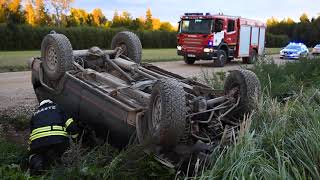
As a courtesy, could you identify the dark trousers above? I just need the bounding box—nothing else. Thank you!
[29,142,69,175]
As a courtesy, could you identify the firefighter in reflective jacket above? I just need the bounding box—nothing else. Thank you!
[28,99,78,174]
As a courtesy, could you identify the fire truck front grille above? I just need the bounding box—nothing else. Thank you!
[183,38,203,46]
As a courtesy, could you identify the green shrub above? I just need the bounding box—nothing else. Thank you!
[252,57,320,97]
[266,33,290,48]
[0,24,177,50]
[0,139,27,165]
[201,89,320,179]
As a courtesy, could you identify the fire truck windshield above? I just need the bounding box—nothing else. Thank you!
[179,19,213,34]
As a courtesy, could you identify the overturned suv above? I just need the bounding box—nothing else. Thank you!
[29,31,261,167]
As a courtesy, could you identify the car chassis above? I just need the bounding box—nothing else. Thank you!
[29,31,261,167]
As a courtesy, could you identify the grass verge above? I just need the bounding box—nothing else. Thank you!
[1,48,281,73]
[1,57,320,179]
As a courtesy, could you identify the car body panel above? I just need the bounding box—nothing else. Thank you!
[312,44,320,55]
[280,43,309,59]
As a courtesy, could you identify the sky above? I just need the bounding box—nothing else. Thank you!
[73,0,319,24]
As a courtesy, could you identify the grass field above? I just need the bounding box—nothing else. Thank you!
[0,49,181,73]
[0,48,283,73]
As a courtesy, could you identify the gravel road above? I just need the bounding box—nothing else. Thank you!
[0,55,281,111]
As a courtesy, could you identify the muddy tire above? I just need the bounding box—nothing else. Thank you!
[243,50,258,64]
[41,33,73,81]
[224,70,261,118]
[148,79,187,148]
[184,56,196,65]
[111,31,142,64]
[214,50,227,67]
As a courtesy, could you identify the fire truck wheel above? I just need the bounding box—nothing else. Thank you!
[214,50,227,67]
[184,57,196,64]
[243,50,258,64]
[227,57,234,62]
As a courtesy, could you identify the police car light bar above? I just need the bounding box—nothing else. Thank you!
[184,13,204,16]
[289,42,303,45]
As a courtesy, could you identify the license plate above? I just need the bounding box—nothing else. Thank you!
[187,54,196,57]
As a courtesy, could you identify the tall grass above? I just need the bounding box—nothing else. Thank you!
[252,57,320,97]
[200,57,320,179]
[2,57,320,179]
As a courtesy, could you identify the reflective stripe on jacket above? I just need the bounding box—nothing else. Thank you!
[29,102,78,150]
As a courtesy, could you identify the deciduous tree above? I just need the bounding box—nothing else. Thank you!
[69,8,89,25]
[300,13,310,23]
[7,0,24,24]
[159,22,174,31]
[8,0,20,13]
[92,8,105,26]
[25,0,35,26]
[152,18,160,30]
[50,0,74,26]
[0,0,7,23]
[34,0,48,25]
[266,16,279,26]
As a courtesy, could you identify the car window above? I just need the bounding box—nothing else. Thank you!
[286,45,302,50]
[227,20,235,32]
[214,19,224,32]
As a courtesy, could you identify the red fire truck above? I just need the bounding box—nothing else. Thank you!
[177,13,266,67]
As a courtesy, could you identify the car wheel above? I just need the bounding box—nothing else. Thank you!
[147,79,187,148]
[214,50,227,67]
[224,70,261,120]
[184,56,196,64]
[111,31,142,64]
[41,33,73,81]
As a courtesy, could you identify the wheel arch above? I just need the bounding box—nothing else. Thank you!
[218,43,229,57]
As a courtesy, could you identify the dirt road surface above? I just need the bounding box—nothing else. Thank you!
[0,55,282,111]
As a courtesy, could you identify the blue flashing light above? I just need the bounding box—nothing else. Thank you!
[208,41,213,47]
[289,42,303,45]
[184,13,204,16]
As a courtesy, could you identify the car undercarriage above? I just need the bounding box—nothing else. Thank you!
[29,31,261,168]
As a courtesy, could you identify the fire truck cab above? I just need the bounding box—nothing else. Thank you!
[177,13,266,67]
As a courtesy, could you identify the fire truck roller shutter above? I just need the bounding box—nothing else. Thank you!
[239,26,251,57]
[251,27,259,46]
[258,28,266,55]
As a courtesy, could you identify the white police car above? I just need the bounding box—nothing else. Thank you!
[280,43,309,59]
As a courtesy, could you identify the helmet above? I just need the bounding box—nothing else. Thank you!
[39,99,53,106]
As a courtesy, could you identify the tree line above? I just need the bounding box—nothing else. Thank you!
[0,0,175,31]
[266,13,320,47]
[1,1,319,49]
